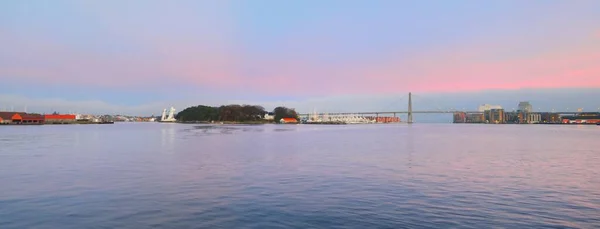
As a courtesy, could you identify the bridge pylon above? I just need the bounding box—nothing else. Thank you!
[408,92,413,124]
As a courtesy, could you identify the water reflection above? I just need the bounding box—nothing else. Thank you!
[406,125,414,169]
[160,124,176,151]
[0,123,599,228]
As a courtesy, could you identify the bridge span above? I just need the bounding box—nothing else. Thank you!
[298,111,582,116]
[297,92,583,123]
[298,110,479,116]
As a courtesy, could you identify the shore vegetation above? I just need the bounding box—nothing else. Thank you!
[176,104,299,123]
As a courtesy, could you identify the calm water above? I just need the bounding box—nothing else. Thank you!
[1,123,599,228]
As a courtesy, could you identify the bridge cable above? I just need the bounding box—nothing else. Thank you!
[411,94,452,111]
[378,94,406,112]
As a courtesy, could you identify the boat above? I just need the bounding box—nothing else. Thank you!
[158,107,177,122]
[561,112,600,125]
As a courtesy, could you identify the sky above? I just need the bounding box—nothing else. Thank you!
[1,0,599,116]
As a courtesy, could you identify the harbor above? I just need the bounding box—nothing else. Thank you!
[300,112,400,124]
[2,98,599,126]
[0,112,139,125]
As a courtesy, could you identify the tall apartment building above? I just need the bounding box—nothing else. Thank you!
[485,109,504,124]
[518,102,533,112]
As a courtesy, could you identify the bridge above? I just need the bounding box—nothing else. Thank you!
[298,92,585,124]
[298,92,443,124]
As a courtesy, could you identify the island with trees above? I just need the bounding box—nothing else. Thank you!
[175,104,299,124]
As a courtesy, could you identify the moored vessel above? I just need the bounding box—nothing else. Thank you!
[159,107,177,122]
[561,112,600,124]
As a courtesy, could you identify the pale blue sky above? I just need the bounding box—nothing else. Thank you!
[1,0,599,115]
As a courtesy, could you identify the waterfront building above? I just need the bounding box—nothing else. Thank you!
[453,112,467,123]
[0,112,44,124]
[466,113,485,123]
[478,104,503,112]
[539,112,561,123]
[501,111,556,124]
[0,113,11,124]
[263,112,274,120]
[504,112,520,124]
[515,112,526,124]
[548,113,560,123]
[541,113,551,123]
[44,114,77,124]
[455,112,491,124]
[518,102,533,112]
[279,117,298,123]
[528,113,542,124]
[485,109,504,124]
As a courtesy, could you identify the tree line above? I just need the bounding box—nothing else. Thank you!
[175,104,298,122]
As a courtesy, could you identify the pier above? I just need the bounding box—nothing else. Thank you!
[0,112,115,125]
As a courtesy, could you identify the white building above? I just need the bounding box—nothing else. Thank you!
[478,104,503,112]
[518,102,533,112]
[528,113,541,124]
[263,112,274,120]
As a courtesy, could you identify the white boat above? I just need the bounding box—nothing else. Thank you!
[159,107,177,122]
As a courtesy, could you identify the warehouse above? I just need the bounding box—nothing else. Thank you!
[0,112,44,124]
[0,112,11,124]
[44,114,77,124]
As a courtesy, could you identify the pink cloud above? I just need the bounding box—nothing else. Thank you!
[2,27,600,96]
[0,31,240,89]
[223,40,600,95]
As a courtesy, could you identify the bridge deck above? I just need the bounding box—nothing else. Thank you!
[299,111,580,116]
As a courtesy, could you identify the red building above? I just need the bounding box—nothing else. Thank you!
[44,114,76,120]
[44,114,77,124]
[0,113,9,124]
[0,112,44,124]
[280,117,298,123]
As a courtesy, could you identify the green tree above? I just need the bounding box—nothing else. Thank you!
[218,104,266,121]
[273,106,298,122]
[175,105,219,122]
[176,104,267,122]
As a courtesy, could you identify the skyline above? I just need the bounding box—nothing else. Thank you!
[2,88,599,117]
[1,0,599,115]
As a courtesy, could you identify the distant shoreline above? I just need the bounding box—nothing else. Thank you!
[176,120,275,125]
[453,122,599,125]
[0,122,114,126]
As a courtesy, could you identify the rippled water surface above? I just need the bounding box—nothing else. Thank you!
[1,123,599,228]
